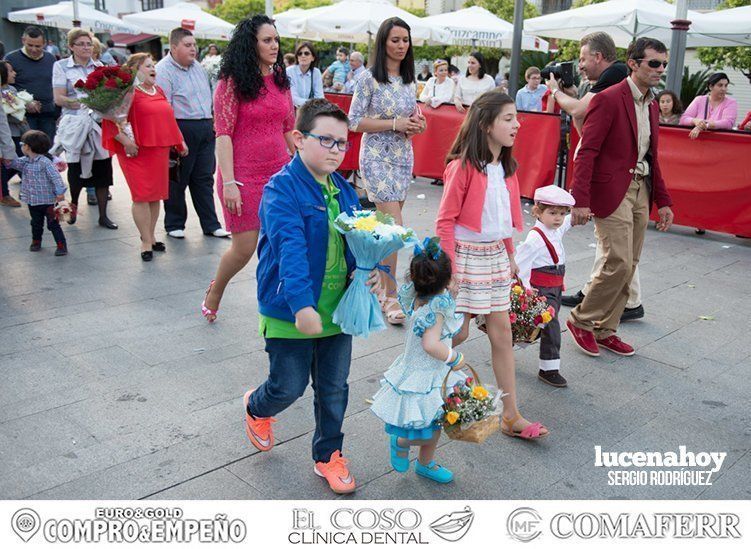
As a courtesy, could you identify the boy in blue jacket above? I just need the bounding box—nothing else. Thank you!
[244,99,366,495]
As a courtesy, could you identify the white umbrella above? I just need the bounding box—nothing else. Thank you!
[697,5,751,47]
[423,6,548,52]
[281,0,451,45]
[123,2,234,41]
[523,0,745,48]
[7,1,141,34]
[274,7,332,41]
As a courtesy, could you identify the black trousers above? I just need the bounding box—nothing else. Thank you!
[28,204,65,243]
[532,265,565,371]
[164,119,221,233]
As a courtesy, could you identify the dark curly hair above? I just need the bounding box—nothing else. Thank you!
[218,15,289,101]
[409,238,453,299]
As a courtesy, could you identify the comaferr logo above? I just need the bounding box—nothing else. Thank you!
[550,512,741,539]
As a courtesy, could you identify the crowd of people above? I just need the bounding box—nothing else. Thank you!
[0,15,749,495]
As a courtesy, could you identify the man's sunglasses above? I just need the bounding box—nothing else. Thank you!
[637,59,668,69]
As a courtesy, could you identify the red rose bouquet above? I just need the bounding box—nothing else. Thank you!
[73,65,135,136]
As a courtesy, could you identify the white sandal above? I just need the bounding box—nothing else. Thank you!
[382,297,406,325]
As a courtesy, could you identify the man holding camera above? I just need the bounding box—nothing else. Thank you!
[547,32,644,322]
[566,38,674,359]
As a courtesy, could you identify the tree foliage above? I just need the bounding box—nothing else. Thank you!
[464,0,539,21]
[696,0,751,80]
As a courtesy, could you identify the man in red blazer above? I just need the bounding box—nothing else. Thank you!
[567,37,674,358]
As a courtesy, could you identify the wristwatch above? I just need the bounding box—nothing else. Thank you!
[551,89,559,99]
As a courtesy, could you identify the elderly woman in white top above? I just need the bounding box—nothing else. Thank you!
[286,41,324,108]
[51,28,116,229]
[419,59,455,109]
[453,51,495,113]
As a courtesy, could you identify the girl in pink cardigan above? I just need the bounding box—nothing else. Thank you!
[436,89,549,440]
[680,72,738,139]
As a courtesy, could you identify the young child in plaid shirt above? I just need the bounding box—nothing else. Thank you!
[6,130,68,256]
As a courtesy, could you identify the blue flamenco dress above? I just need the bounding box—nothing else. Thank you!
[370,283,467,440]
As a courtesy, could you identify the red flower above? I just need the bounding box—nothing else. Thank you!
[117,71,132,83]
[520,303,528,312]
[509,312,517,323]
[534,314,543,325]
[74,79,86,89]
[104,78,119,89]
[547,306,555,316]
[465,377,473,385]
[90,72,103,84]
[84,79,98,90]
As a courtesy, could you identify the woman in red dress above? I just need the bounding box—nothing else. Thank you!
[102,53,187,261]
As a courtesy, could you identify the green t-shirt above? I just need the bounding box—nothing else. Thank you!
[259,176,348,339]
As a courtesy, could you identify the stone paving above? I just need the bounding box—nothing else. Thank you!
[1,165,749,501]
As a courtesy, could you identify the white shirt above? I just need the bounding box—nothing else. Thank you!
[515,215,573,288]
[454,163,512,242]
[419,76,455,107]
[454,74,496,106]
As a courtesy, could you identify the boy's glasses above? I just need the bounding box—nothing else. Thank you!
[303,132,350,152]
[637,59,668,69]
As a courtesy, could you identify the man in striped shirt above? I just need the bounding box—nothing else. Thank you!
[156,28,229,239]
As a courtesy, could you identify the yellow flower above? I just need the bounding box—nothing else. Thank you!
[541,311,552,323]
[512,285,523,295]
[353,216,379,232]
[471,386,489,400]
[445,411,460,425]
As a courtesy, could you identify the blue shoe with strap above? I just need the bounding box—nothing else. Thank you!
[389,435,410,473]
[415,460,454,483]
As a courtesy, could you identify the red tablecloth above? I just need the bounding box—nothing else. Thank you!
[324,93,361,172]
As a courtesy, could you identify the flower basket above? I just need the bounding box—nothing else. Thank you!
[441,364,500,444]
[509,276,555,346]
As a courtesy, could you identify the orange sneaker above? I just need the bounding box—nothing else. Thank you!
[314,450,357,494]
[243,389,276,452]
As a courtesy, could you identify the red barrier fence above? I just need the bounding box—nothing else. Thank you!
[656,127,751,237]
[324,93,361,172]
[326,93,751,236]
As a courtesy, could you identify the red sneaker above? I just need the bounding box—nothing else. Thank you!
[566,319,600,356]
[596,335,635,356]
[243,389,276,452]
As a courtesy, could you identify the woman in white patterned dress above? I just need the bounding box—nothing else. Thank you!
[348,17,426,324]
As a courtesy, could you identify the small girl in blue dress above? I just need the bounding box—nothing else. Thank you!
[370,238,467,483]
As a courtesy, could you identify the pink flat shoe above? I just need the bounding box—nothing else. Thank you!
[201,280,219,322]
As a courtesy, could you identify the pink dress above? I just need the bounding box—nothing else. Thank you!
[214,75,295,232]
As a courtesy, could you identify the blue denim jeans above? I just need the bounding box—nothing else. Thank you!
[247,333,352,463]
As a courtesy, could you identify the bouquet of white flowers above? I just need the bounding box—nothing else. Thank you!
[1,89,34,122]
[332,211,417,337]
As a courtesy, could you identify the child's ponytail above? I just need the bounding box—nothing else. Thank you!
[409,237,453,299]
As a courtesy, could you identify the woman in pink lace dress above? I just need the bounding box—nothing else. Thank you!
[201,15,295,322]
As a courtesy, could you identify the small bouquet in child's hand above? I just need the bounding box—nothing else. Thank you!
[442,365,502,443]
[1,89,34,121]
[73,65,135,138]
[332,210,417,337]
[509,279,555,346]
[53,200,76,224]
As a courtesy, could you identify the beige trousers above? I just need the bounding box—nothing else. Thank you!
[582,227,642,309]
[569,178,650,338]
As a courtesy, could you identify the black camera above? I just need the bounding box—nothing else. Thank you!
[541,61,575,89]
